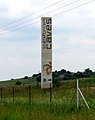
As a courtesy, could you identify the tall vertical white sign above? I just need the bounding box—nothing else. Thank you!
[41,17,52,89]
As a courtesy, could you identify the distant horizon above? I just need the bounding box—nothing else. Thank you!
[0,67,94,81]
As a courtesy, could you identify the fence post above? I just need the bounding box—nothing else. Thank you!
[50,83,52,103]
[1,87,3,102]
[13,86,15,102]
[29,85,31,104]
[77,79,79,111]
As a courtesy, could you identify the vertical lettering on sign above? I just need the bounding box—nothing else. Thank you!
[41,17,52,89]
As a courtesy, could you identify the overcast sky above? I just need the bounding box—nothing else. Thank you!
[0,0,95,80]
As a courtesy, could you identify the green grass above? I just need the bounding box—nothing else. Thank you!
[0,101,94,120]
[0,78,95,120]
[0,77,95,88]
[0,77,36,87]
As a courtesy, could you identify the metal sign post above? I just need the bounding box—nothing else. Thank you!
[76,79,90,110]
[77,79,79,110]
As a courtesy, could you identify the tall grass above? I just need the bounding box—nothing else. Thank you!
[0,101,94,120]
[0,79,95,120]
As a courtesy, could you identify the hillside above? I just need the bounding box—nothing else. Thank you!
[0,68,95,87]
[0,76,36,87]
[0,76,95,89]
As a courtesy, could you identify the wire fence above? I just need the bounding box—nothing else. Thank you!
[0,81,95,110]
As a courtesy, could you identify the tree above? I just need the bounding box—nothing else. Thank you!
[16,81,22,85]
[36,74,41,87]
[53,77,60,87]
[64,71,74,80]
[73,71,84,78]
[53,70,59,77]
[83,68,93,77]
[60,69,66,74]
[59,74,65,80]
[32,74,37,78]
[24,76,29,79]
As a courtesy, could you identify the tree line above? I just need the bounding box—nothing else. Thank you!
[53,68,95,80]
[32,68,95,87]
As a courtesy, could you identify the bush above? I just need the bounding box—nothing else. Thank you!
[16,81,22,85]
[53,77,60,87]
[24,76,29,79]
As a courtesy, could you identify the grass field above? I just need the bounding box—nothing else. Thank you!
[0,78,95,120]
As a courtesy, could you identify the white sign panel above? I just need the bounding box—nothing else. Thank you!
[41,17,52,89]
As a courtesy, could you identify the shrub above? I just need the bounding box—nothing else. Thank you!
[16,81,22,85]
[24,76,29,79]
[53,77,60,87]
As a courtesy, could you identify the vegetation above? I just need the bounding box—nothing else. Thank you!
[52,68,95,80]
[34,68,95,87]
[0,78,94,119]
[0,102,94,120]
[16,81,22,85]
[0,77,36,87]
[0,69,95,119]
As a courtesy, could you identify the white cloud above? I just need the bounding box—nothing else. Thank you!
[0,2,9,12]
[0,0,95,80]
[0,39,40,80]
